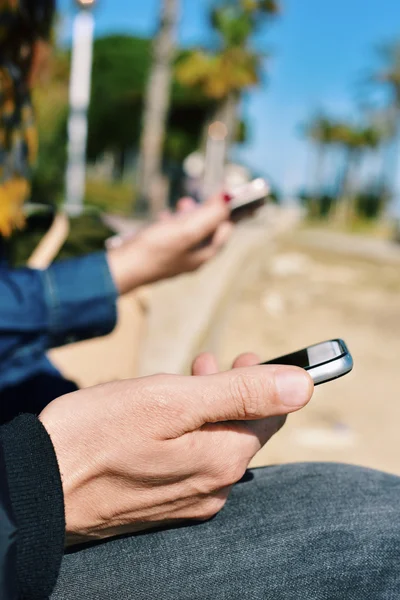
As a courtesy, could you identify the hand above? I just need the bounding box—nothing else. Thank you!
[192,352,288,443]
[39,355,313,545]
[107,195,232,295]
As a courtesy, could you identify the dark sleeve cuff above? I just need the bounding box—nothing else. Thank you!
[1,415,65,600]
[41,251,118,348]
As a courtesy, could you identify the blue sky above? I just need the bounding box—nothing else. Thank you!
[58,0,400,194]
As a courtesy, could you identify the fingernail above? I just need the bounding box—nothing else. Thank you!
[275,369,312,407]
[223,192,232,204]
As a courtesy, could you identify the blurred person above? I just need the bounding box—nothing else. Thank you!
[0,193,232,423]
[0,0,233,423]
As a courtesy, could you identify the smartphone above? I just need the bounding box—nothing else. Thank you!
[229,178,270,222]
[261,339,353,386]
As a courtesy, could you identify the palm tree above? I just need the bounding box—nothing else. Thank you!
[137,0,180,216]
[175,0,280,152]
[371,43,400,208]
[304,113,383,222]
[304,115,340,211]
[334,123,381,223]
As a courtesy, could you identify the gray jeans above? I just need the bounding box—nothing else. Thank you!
[51,463,400,599]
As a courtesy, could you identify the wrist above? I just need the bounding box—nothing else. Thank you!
[39,405,95,547]
[106,241,151,295]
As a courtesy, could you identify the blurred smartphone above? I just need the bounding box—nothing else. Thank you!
[261,339,353,386]
[229,178,270,222]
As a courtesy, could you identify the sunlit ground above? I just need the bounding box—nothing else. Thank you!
[216,229,400,475]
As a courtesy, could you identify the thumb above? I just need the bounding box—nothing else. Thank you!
[181,195,229,247]
[185,366,313,430]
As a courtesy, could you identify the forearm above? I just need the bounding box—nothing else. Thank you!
[0,252,118,364]
[42,252,118,347]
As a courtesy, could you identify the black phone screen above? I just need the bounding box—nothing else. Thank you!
[230,198,265,223]
[262,340,347,369]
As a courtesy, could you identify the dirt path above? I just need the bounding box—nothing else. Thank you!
[215,231,400,475]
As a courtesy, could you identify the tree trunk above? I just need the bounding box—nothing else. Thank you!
[387,113,400,217]
[335,149,360,226]
[113,148,126,181]
[136,0,179,217]
[213,91,240,155]
[310,143,326,218]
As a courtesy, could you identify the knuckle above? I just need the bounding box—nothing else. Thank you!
[229,372,267,419]
[187,258,202,272]
[194,470,221,496]
[136,373,185,419]
[220,461,247,487]
[182,221,198,245]
[198,496,227,521]
[208,457,246,490]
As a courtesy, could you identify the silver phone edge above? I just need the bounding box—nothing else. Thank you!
[308,353,354,386]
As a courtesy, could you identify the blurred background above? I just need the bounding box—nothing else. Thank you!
[9,0,400,474]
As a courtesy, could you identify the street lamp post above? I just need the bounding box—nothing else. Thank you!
[64,0,96,215]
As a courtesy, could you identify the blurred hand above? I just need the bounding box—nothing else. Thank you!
[107,195,232,294]
[39,356,313,545]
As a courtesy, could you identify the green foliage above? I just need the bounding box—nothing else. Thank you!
[30,51,70,206]
[333,123,382,151]
[85,178,134,214]
[304,112,385,219]
[57,213,114,260]
[175,47,260,99]
[88,35,214,166]
[373,42,400,108]
[29,34,218,215]
[211,0,280,47]
[31,107,68,206]
[304,115,340,146]
[300,192,336,219]
[8,211,114,267]
[300,189,388,222]
[211,6,254,47]
[305,114,382,151]
[87,35,151,162]
[176,0,279,113]
[355,190,388,220]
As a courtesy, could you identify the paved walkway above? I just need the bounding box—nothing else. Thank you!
[295,228,400,264]
[139,206,302,376]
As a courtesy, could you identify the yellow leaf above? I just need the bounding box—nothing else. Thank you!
[0,178,29,237]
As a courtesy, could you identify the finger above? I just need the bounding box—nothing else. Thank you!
[187,416,287,482]
[162,366,314,437]
[177,197,197,214]
[186,222,232,268]
[230,206,260,224]
[204,191,229,207]
[232,353,261,369]
[182,195,229,247]
[213,415,287,462]
[232,355,286,456]
[158,210,172,222]
[211,221,234,251]
[186,243,220,270]
[192,353,220,376]
[243,415,287,454]
[198,365,313,423]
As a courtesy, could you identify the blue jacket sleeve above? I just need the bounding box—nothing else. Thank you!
[0,252,118,387]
